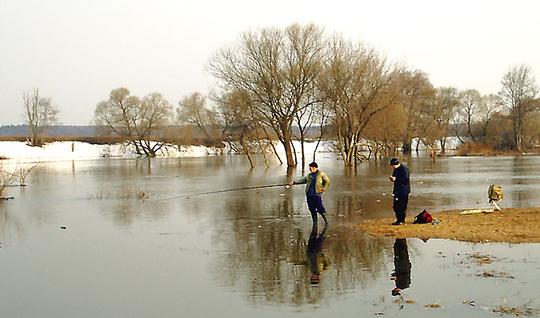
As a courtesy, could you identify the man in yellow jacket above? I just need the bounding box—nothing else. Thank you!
[289,162,330,226]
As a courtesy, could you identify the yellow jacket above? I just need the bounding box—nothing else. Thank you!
[294,170,330,194]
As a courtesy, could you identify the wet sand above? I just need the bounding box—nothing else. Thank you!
[358,207,540,243]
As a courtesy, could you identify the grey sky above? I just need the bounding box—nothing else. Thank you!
[1,0,539,125]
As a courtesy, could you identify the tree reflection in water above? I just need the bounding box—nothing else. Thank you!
[211,194,393,306]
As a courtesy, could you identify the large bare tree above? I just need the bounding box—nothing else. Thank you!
[22,88,59,146]
[499,65,538,152]
[209,23,325,167]
[318,36,400,166]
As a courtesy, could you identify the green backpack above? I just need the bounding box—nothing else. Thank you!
[488,184,503,202]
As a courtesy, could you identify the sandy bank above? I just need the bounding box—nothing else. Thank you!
[358,208,540,243]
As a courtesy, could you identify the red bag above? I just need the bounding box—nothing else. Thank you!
[413,209,433,224]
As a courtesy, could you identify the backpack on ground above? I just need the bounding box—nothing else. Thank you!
[413,209,433,224]
[488,184,503,202]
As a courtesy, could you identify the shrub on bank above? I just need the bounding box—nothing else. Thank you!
[456,142,497,156]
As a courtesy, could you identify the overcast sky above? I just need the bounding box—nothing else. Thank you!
[1,0,539,125]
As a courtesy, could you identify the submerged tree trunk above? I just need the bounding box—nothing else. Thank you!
[439,137,446,155]
[282,139,295,167]
[402,140,412,156]
[240,135,254,168]
[261,125,283,165]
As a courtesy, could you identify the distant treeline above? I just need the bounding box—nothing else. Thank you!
[0,124,321,140]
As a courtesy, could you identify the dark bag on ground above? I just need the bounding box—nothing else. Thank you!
[413,209,433,224]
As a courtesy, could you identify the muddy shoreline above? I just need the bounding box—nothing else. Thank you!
[358,207,540,243]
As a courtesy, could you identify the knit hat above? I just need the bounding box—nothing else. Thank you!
[390,158,400,165]
[309,161,318,168]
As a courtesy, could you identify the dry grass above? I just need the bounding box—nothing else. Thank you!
[358,208,540,243]
[456,142,498,156]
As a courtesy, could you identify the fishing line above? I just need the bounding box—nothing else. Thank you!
[156,183,289,201]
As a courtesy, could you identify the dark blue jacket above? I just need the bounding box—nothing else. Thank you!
[392,164,410,197]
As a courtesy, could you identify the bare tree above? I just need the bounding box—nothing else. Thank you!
[417,91,446,160]
[318,36,400,166]
[94,88,173,157]
[132,93,173,157]
[215,90,257,167]
[477,94,502,143]
[408,87,460,159]
[311,101,332,161]
[434,87,460,154]
[363,103,407,160]
[293,90,319,168]
[394,71,435,155]
[13,162,37,186]
[178,92,220,140]
[209,23,325,167]
[94,87,140,146]
[22,88,59,147]
[0,167,17,199]
[457,89,482,142]
[523,108,540,148]
[499,65,538,152]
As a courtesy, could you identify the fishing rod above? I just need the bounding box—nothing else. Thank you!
[157,183,290,201]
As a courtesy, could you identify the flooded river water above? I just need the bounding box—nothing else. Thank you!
[1,155,540,317]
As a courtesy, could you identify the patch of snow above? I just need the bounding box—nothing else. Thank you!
[411,137,462,150]
[274,140,334,156]
[0,141,222,162]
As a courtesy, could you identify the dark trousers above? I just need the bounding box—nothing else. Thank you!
[307,195,327,224]
[392,195,408,223]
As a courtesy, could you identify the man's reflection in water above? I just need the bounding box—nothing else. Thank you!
[307,224,329,285]
[391,238,411,296]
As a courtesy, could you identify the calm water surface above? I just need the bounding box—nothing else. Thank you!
[1,155,540,317]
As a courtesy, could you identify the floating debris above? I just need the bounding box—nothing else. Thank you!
[479,271,514,279]
[493,305,537,316]
[466,252,497,265]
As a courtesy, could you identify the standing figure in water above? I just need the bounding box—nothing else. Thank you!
[388,158,411,225]
[289,161,330,227]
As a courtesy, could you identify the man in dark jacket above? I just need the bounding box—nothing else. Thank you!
[389,158,410,225]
